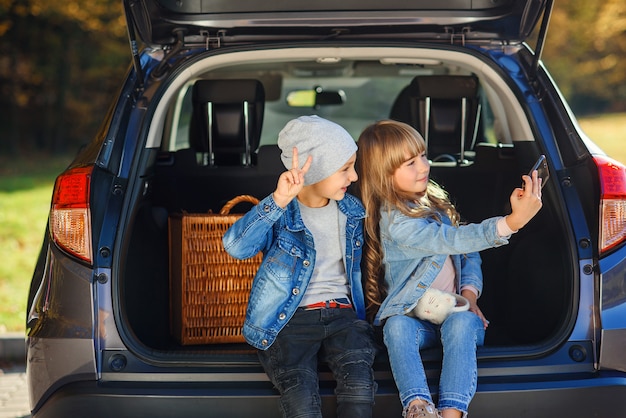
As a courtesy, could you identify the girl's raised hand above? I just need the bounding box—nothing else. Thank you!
[505,170,543,231]
[273,147,313,208]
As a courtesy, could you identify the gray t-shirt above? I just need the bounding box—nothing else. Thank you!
[297,199,350,306]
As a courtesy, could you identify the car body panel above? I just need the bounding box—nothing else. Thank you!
[127,0,547,46]
[599,252,626,372]
[26,245,98,411]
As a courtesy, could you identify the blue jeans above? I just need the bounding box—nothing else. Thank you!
[258,307,377,418]
[383,311,485,415]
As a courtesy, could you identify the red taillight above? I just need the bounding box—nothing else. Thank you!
[50,166,93,263]
[595,155,626,254]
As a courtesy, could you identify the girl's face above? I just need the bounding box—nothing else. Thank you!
[392,150,430,195]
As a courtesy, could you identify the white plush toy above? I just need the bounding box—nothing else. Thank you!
[410,288,470,325]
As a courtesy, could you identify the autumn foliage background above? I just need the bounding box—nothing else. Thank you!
[0,0,129,156]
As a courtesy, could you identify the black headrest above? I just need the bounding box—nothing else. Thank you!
[413,75,478,99]
[390,75,479,124]
[389,75,481,162]
[190,79,265,166]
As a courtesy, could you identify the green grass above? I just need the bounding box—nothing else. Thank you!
[577,113,626,165]
[0,154,71,333]
[0,113,624,334]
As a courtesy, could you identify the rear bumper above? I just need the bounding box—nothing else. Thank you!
[32,372,626,418]
[472,373,626,416]
[31,379,400,418]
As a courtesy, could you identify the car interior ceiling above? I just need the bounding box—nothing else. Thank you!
[120,59,572,357]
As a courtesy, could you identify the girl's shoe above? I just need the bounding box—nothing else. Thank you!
[404,402,442,418]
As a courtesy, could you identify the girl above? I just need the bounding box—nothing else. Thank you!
[355,120,543,418]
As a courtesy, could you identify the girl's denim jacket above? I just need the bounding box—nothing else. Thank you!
[223,193,366,350]
[374,206,510,326]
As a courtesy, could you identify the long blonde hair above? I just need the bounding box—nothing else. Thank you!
[356,120,460,320]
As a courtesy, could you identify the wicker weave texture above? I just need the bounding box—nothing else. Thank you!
[169,195,261,345]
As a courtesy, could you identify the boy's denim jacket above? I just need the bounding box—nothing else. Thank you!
[223,193,366,350]
[374,205,510,326]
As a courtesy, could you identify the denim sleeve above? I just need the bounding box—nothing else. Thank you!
[222,194,285,260]
[385,211,509,257]
[459,251,483,297]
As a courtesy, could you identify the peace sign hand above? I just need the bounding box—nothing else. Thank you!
[273,147,312,208]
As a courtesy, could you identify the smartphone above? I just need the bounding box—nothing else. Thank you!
[523,154,549,189]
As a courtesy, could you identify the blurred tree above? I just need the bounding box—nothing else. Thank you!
[0,0,128,155]
[541,0,626,114]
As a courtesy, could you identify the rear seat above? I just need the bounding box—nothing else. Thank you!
[430,142,519,223]
[153,146,282,214]
[153,79,283,214]
[431,141,567,346]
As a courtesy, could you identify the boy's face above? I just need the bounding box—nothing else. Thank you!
[306,153,358,206]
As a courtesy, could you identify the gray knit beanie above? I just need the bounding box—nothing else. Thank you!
[278,115,357,185]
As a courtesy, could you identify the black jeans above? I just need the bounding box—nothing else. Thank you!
[258,307,378,418]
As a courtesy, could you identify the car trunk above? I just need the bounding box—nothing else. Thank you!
[114,43,577,366]
[121,150,574,355]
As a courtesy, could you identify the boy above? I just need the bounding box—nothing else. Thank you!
[223,115,377,418]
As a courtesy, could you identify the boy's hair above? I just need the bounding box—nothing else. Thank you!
[356,120,460,319]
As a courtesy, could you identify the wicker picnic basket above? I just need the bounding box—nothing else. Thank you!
[169,195,262,345]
